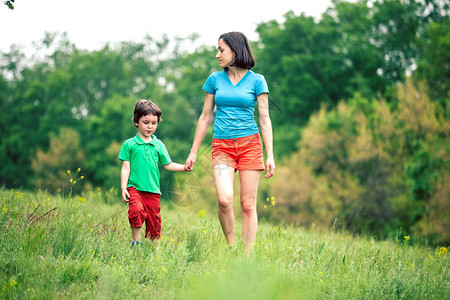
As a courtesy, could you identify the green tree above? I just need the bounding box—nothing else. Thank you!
[31,127,85,193]
[268,79,449,242]
[84,95,137,188]
[0,34,172,188]
[415,19,450,104]
[254,0,447,157]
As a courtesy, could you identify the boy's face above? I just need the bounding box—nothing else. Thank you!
[135,113,158,140]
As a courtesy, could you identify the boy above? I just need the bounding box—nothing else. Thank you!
[119,99,190,247]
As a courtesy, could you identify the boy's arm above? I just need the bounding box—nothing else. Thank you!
[120,160,131,202]
[163,162,190,172]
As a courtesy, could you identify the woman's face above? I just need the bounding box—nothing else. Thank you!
[216,38,235,69]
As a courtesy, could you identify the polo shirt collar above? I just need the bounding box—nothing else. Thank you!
[134,133,158,145]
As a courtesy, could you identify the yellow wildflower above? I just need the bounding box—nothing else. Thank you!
[198,209,207,218]
[437,247,447,258]
[69,179,73,183]
[77,168,81,172]
[67,170,71,175]
[80,176,85,180]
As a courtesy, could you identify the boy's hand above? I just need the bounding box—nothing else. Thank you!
[122,189,130,203]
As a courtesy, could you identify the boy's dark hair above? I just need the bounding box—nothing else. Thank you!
[133,99,162,126]
[219,32,255,70]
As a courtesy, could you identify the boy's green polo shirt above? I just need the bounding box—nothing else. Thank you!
[118,134,172,194]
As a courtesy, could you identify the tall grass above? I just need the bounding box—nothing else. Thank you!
[0,188,448,299]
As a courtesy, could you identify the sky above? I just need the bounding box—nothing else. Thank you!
[0,0,335,54]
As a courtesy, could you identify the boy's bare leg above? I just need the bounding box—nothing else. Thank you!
[132,227,142,241]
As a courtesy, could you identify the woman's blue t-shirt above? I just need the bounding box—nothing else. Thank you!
[202,70,269,139]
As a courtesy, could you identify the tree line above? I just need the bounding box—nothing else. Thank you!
[0,0,448,244]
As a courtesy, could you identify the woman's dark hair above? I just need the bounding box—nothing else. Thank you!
[219,32,255,70]
[133,99,162,126]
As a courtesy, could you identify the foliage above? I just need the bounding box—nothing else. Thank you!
[0,188,448,299]
[254,0,448,155]
[415,18,450,105]
[84,94,136,188]
[267,79,449,243]
[31,128,85,193]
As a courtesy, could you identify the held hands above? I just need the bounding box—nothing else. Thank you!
[265,157,276,178]
[184,153,197,172]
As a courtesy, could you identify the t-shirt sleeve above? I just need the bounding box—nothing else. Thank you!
[255,75,269,95]
[159,143,172,166]
[202,73,217,95]
[118,141,131,161]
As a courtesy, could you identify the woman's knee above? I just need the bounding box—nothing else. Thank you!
[241,199,257,215]
[217,194,233,210]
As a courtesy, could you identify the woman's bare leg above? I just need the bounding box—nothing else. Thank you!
[213,164,236,247]
[239,170,260,253]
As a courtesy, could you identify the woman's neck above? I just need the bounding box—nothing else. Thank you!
[227,66,248,76]
[227,67,249,84]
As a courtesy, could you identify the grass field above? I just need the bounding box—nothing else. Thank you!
[0,188,448,299]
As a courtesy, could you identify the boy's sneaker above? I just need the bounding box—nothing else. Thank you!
[131,240,143,248]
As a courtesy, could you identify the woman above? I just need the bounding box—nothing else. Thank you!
[185,32,275,253]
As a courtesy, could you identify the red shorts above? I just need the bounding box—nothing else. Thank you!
[211,133,265,171]
[127,187,161,239]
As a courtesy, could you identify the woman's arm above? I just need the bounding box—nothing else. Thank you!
[257,93,276,178]
[185,93,215,171]
[120,160,131,202]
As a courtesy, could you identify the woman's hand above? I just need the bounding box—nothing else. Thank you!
[185,153,197,171]
[265,157,276,178]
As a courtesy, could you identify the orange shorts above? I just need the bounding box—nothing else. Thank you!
[211,133,264,171]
